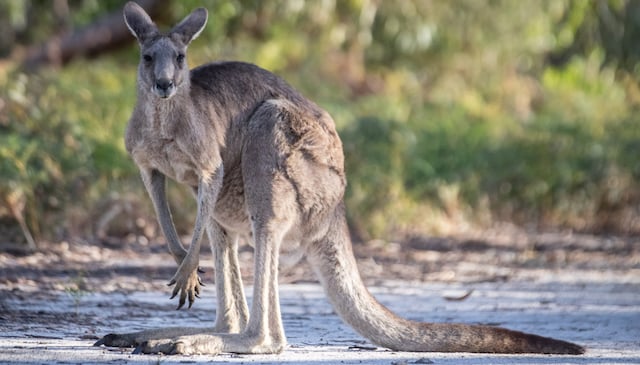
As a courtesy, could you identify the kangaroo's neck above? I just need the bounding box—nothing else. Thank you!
[136,82,206,140]
[148,95,188,131]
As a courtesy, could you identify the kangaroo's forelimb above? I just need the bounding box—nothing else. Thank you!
[141,169,187,264]
[167,166,223,309]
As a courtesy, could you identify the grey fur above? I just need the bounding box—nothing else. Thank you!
[95,2,585,356]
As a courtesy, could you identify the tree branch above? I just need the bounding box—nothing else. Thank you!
[22,0,166,71]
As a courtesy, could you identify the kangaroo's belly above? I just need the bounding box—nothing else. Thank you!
[214,164,251,236]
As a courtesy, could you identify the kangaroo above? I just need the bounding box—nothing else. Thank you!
[94,2,584,356]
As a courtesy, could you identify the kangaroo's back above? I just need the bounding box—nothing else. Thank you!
[189,61,324,129]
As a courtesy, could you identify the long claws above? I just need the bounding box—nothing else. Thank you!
[188,292,195,307]
[177,291,187,310]
[168,269,203,309]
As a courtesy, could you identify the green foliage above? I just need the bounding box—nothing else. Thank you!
[2,0,640,244]
[340,54,640,236]
[1,72,90,237]
[0,58,138,241]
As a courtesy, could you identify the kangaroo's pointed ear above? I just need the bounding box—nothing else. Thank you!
[123,1,158,43]
[170,7,208,45]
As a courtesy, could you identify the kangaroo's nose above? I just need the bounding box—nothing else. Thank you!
[156,78,174,92]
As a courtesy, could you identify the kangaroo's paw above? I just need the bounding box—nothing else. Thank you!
[168,266,204,309]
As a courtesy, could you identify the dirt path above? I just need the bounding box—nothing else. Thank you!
[1,229,639,364]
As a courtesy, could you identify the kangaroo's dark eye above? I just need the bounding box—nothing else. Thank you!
[143,54,152,62]
[176,54,185,64]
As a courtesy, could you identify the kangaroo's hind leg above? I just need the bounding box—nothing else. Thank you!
[208,223,249,333]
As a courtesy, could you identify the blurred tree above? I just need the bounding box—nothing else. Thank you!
[1,0,639,247]
[20,0,167,70]
[548,0,640,74]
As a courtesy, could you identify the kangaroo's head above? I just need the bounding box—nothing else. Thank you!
[123,2,207,99]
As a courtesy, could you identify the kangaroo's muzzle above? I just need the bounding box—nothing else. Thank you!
[154,78,175,98]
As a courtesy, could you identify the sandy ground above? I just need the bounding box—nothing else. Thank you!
[1,228,639,364]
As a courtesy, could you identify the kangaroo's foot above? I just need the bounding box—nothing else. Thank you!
[95,329,285,355]
[94,332,139,348]
[138,333,285,355]
[94,327,210,349]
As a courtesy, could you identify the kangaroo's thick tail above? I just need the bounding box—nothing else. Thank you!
[306,205,584,354]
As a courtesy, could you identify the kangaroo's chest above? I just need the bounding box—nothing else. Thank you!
[156,139,198,185]
[130,134,198,186]
[128,120,200,187]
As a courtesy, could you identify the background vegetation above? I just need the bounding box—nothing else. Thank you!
[1,0,640,249]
